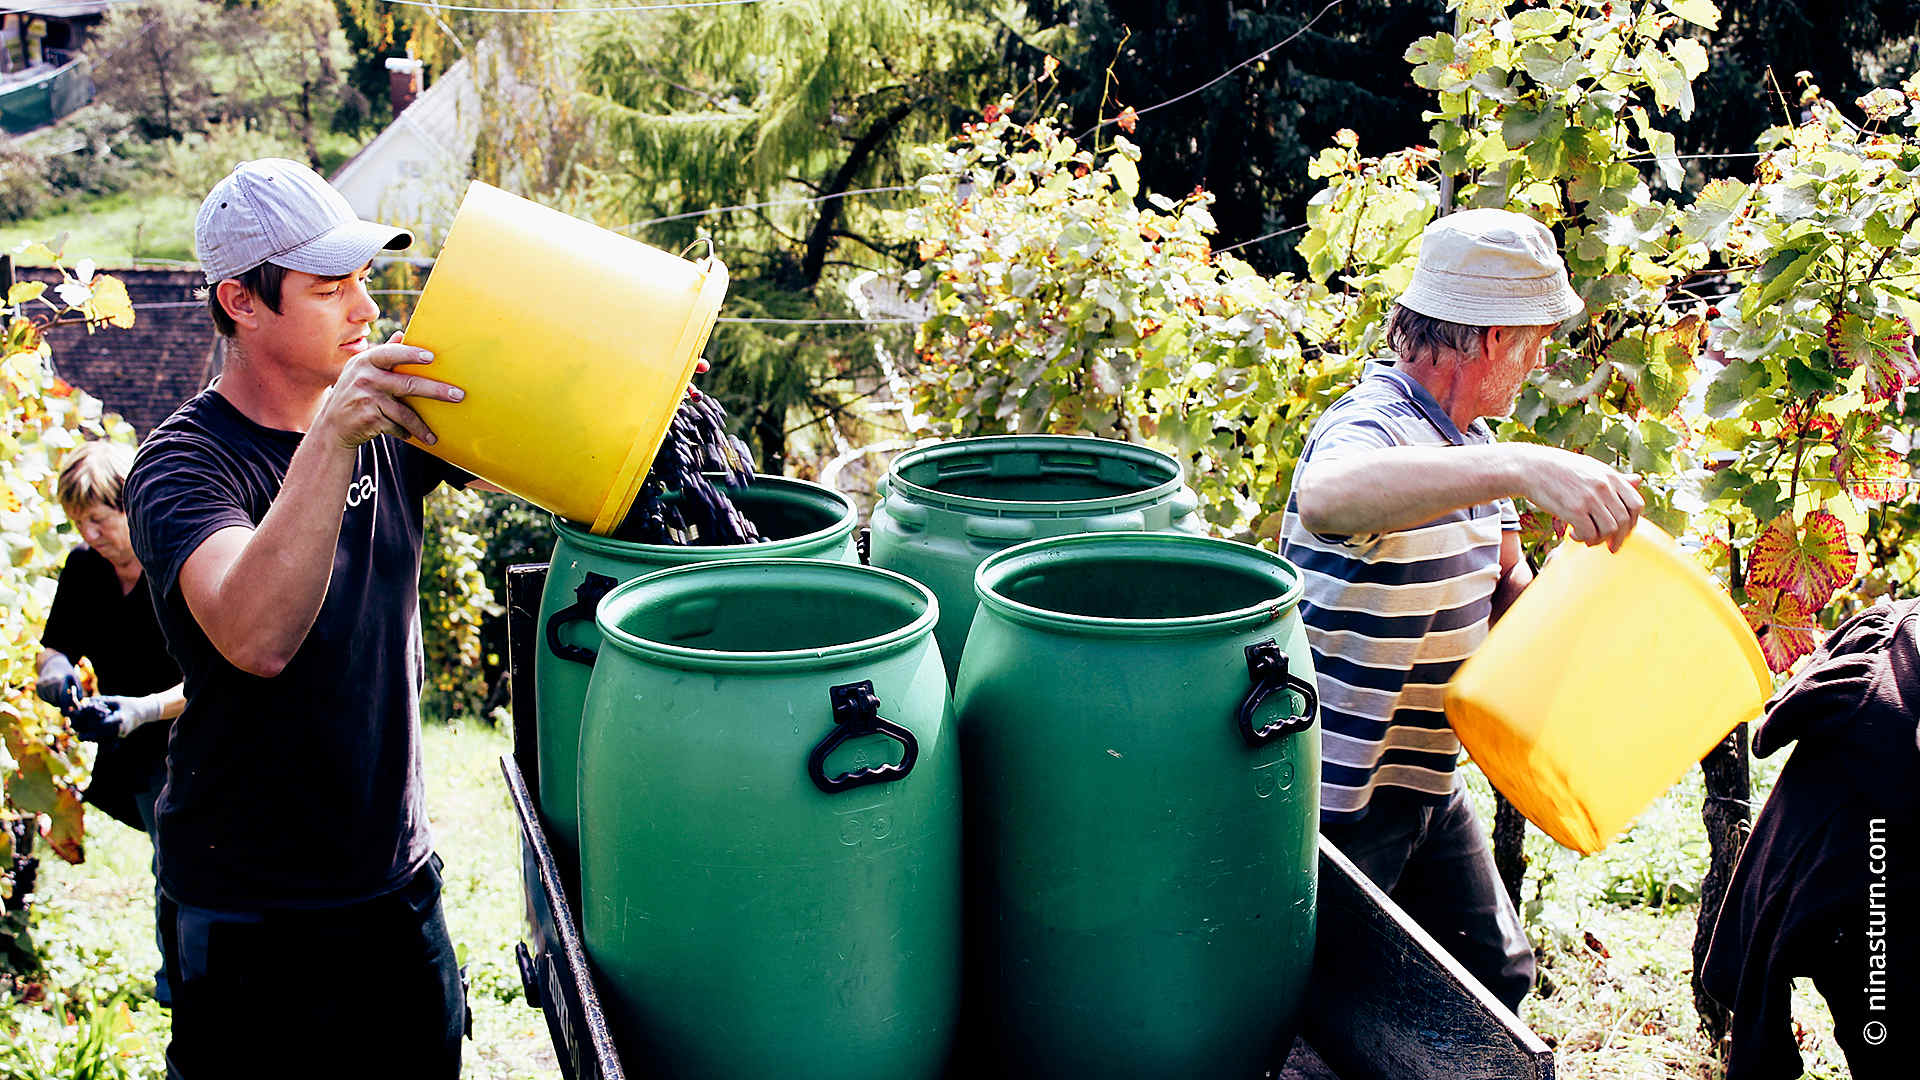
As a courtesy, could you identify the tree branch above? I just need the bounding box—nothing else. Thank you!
[830,228,910,261]
[801,95,929,288]
[1861,204,1920,289]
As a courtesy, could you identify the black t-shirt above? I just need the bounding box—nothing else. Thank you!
[41,545,180,822]
[125,389,467,911]
[42,545,180,697]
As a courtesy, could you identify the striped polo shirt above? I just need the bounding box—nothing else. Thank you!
[1278,361,1517,823]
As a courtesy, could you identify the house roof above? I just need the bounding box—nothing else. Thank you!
[28,268,219,439]
[331,57,480,241]
[4,3,131,18]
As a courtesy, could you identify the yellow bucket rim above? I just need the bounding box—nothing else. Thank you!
[1634,521,1773,694]
[588,254,731,535]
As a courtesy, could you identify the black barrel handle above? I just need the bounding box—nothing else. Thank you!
[1237,639,1319,747]
[808,680,919,794]
[544,572,619,666]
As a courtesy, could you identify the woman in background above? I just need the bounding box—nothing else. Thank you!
[33,440,185,1005]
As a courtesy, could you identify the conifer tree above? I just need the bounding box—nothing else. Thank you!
[572,0,1037,466]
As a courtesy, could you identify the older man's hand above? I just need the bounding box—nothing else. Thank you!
[1516,445,1644,552]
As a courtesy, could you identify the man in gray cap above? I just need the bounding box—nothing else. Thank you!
[124,159,472,1076]
[1278,207,1643,1011]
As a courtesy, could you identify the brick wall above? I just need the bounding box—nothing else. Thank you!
[27,268,219,439]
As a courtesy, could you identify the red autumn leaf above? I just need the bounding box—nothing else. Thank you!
[1825,312,1919,402]
[1743,584,1821,672]
[1747,510,1857,612]
[1116,105,1138,134]
[1516,509,1563,551]
[1832,421,1907,501]
[44,786,85,865]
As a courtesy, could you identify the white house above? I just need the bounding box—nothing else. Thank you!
[330,57,480,246]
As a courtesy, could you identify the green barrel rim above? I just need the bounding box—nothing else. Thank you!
[551,474,858,562]
[973,532,1304,640]
[882,434,1186,517]
[595,558,939,672]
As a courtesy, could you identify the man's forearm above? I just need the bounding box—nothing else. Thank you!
[187,431,357,676]
[1295,444,1527,537]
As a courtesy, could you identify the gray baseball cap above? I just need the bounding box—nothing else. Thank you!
[194,158,411,284]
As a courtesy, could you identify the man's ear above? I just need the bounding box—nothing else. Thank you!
[216,280,261,332]
[1481,325,1517,361]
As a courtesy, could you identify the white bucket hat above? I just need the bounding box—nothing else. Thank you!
[1398,208,1585,327]
[195,158,411,284]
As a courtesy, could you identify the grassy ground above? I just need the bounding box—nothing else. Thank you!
[0,190,201,267]
[1464,761,1852,1079]
[12,726,1854,1078]
[16,723,556,1079]
[1,126,367,268]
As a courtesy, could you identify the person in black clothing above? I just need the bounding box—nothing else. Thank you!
[34,440,185,1005]
[1700,598,1920,1079]
[124,159,478,1078]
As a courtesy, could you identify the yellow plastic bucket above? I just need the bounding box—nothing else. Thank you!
[1444,521,1773,854]
[398,181,729,534]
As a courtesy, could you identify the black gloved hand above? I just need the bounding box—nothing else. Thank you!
[35,653,81,711]
[68,697,125,743]
[68,694,167,743]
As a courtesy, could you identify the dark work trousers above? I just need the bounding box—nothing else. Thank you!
[1319,777,1536,1012]
[1807,918,1911,1078]
[160,854,465,1080]
[131,776,179,1006]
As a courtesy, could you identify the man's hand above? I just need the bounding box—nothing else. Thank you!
[35,653,81,711]
[1515,444,1645,552]
[68,693,169,743]
[313,331,463,450]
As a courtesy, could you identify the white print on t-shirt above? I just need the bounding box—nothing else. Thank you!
[345,474,376,509]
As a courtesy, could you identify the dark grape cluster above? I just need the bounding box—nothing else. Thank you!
[615,393,764,546]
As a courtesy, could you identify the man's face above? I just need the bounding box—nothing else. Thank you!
[243,264,381,384]
[1476,325,1551,419]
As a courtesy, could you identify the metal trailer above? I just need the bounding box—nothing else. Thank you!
[501,561,1554,1080]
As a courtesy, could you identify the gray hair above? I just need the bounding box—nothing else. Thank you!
[1386,304,1488,366]
[57,441,135,514]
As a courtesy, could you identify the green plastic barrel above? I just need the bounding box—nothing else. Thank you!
[868,435,1204,683]
[537,475,858,860]
[579,559,960,1079]
[954,533,1319,1078]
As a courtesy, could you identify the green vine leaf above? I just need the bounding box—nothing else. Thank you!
[1641,52,1689,117]
[1405,33,1459,92]
[1110,155,1140,200]
[1679,178,1749,247]
[1664,0,1722,30]
[1704,357,1767,418]
[1744,246,1823,319]
[3,749,57,816]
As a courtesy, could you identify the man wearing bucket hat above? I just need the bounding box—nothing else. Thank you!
[1279,208,1644,1011]
[123,159,473,1077]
